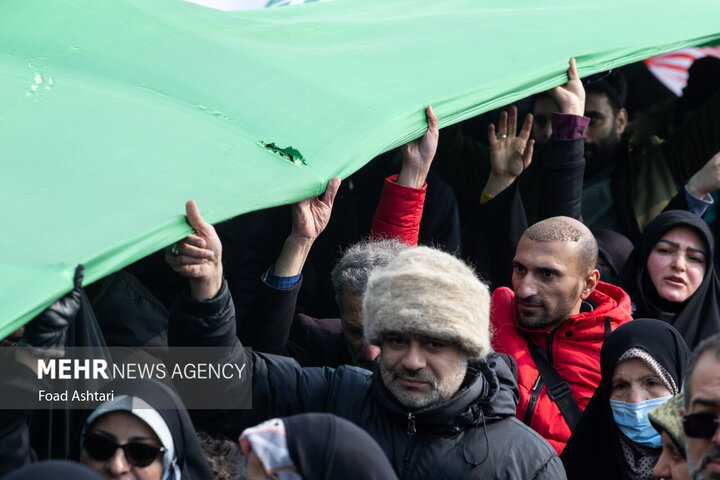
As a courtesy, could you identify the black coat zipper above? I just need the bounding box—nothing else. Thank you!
[401,412,417,479]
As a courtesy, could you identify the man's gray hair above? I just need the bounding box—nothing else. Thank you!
[331,238,409,297]
[684,333,720,410]
[523,216,598,274]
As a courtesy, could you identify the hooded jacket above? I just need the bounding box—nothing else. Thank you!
[490,281,634,454]
[169,280,566,480]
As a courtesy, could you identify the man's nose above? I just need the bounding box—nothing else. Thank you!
[516,277,539,299]
[401,342,426,371]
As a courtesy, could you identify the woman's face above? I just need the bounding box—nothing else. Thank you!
[646,226,707,303]
[81,411,165,480]
[610,358,672,403]
[652,431,691,480]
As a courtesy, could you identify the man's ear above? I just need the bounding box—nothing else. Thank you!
[581,269,600,299]
[616,108,629,136]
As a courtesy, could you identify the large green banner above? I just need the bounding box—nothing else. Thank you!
[2,0,720,337]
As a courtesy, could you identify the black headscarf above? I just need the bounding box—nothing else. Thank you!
[284,413,398,480]
[0,460,104,480]
[593,228,635,285]
[79,379,213,480]
[620,210,720,349]
[560,318,690,480]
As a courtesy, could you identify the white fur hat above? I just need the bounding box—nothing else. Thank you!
[363,246,491,359]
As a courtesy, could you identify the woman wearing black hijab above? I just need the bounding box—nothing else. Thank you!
[561,319,690,480]
[79,379,214,480]
[621,210,720,348]
[240,413,398,480]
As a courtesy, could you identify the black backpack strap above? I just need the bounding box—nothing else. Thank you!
[521,332,582,431]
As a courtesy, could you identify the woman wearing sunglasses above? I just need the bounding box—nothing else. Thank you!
[561,318,690,480]
[79,379,214,480]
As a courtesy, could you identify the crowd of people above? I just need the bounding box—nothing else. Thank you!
[2,54,720,479]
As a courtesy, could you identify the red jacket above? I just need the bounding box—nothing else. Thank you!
[490,282,633,454]
[370,174,425,246]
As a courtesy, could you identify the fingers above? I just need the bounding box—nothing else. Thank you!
[488,123,497,147]
[508,106,518,137]
[176,241,214,260]
[322,177,341,207]
[522,139,535,168]
[425,105,439,133]
[185,200,209,233]
[183,233,207,249]
[518,113,534,141]
[497,111,508,137]
[567,57,578,81]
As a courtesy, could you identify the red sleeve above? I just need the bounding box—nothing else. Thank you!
[370,174,426,246]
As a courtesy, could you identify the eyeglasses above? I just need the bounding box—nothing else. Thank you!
[83,432,165,467]
[682,413,720,438]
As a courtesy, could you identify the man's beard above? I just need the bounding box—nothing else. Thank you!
[514,296,550,329]
[380,357,467,410]
[584,129,619,179]
[688,446,720,480]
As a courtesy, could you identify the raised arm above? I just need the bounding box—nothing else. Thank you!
[481,106,534,201]
[538,58,590,221]
[371,106,439,245]
[164,201,338,438]
[274,178,341,277]
[237,178,341,355]
[464,107,533,289]
[165,200,223,301]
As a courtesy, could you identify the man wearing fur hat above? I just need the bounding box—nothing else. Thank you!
[166,200,565,479]
[490,216,633,454]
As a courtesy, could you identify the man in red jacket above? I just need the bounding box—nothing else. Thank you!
[491,216,633,454]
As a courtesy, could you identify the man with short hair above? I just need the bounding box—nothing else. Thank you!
[166,204,567,478]
[491,216,633,453]
[681,334,720,480]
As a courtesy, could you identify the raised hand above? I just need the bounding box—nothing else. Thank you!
[548,58,585,116]
[165,201,223,300]
[273,177,341,277]
[482,106,534,198]
[397,106,439,188]
[290,177,341,243]
[687,150,720,200]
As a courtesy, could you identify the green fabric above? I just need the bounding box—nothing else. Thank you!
[2,0,720,338]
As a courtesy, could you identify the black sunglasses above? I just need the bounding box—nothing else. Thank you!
[84,432,165,467]
[682,413,720,438]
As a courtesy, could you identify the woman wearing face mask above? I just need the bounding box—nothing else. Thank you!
[78,379,214,480]
[621,210,720,349]
[561,318,690,480]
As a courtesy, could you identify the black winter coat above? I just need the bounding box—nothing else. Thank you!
[170,281,566,480]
